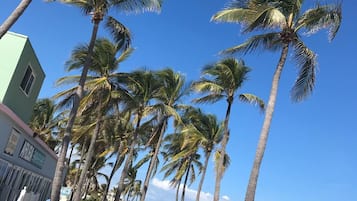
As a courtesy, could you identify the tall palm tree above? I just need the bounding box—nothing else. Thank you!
[140,68,189,201]
[212,1,342,200]
[180,108,224,201]
[0,0,32,39]
[54,38,133,201]
[192,58,264,201]
[51,0,161,199]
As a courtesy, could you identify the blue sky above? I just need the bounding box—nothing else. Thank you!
[1,1,357,201]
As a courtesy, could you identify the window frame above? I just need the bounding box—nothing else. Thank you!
[4,128,20,156]
[19,65,35,96]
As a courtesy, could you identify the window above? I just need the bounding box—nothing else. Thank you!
[4,128,20,156]
[19,141,35,162]
[20,66,35,95]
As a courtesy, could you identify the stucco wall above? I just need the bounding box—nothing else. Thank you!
[0,107,56,179]
[0,32,45,123]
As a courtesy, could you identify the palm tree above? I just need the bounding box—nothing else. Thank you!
[54,38,133,201]
[115,70,161,201]
[180,108,224,201]
[51,0,161,198]
[140,69,189,201]
[161,132,202,201]
[0,0,31,39]
[191,58,264,201]
[212,1,342,200]
[29,98,62,150]
[100,112,134,201]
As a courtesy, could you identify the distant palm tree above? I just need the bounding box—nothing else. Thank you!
[29,98,62,150]
[161,132,202,201]
[192,58,264,201]
[212,1,342,200]
[140,68,189,201]
[180,108,224,201]
[115,70,161,201]
[0,0,31,39]
[51,0,160,198]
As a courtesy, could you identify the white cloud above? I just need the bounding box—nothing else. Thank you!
[148,178,230,201]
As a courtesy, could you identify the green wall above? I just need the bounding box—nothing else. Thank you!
[0,32,45,123]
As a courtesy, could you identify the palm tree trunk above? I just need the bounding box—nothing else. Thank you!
[63,144,75,186]
[114,116,142,201]
[175,178,182,201]
[140,118,168,201]
[244,43,289,201]
[83,178,91,200]
[214,101,232,201]
[196,151,211,201]
[101,144,123,201]
[70,138,88,201]
[72,111,103,201]
[181,163,191,201]
[51,20,100,201]
[0,0,31,39]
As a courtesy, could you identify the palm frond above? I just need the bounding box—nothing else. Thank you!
[105,16,132,51]
[211,7,257,24]
[192,94,225,104]
[59,0,93,15]
[111,0,162,13]
[244,7,286,33]
[291,38,317,102]
[239,93,265,112]
[221,32,282,55]
[117,47,134,63]
[296,3,342,41]
[191,79,224,94]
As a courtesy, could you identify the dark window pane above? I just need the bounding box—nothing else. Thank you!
[25,74,34,94]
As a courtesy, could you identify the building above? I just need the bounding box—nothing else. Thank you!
[0,32,57,201]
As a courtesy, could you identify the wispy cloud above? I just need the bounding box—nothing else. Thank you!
[147,178,230,201]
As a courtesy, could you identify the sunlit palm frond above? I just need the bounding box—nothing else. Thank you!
[111,0,162,13]
[291,38,317,102]
[117,47,134,63]
[211,7,257,24]
[191,80,224,94]
[239,93,265,112]
[244,7,286,32]
[296,3,342,41]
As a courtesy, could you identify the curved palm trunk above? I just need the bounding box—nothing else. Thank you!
[244,43,289,201]
[0,0,31,39]
[140,118,168,201]
[51,20,100,201]
[181,162,191,201]
[196,151,211,201]
[101,143,124,201]
[72,112,103,201]
[214,100,232,201]
[114,116,142,201]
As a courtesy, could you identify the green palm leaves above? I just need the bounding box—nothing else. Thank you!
[212,1,342,201]
[212,0,341,101]
[192,57,264,201]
